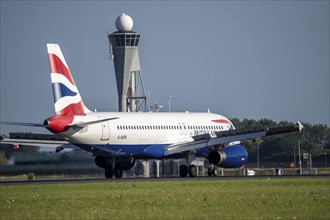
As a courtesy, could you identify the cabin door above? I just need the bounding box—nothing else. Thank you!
[99,117,110,140]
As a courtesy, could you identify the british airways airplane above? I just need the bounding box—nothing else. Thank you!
[1,44,303,178]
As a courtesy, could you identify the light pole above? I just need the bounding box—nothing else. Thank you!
[167,96,173,112]
[293,145,296,168]
[150,102,163,112]
[324,153,327,168]
[298,140,302,175]
[257,146,260,169]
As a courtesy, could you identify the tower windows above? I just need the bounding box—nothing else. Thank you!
[111,34,140,47]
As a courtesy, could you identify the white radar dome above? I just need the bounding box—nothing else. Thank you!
[115,13,133,32]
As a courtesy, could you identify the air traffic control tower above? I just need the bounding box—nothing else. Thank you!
[108,13,148,112]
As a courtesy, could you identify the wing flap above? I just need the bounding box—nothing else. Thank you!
[266,121,303,136]
[192,133,212,141]
[165,140,209,156]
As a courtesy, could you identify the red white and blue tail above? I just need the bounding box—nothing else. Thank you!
[47,44,91,116]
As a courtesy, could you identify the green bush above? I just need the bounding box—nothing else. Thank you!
[27,172,35,181]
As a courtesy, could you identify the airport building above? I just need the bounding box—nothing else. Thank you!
[108,13,149,112]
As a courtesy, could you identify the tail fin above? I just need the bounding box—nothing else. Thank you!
[47,44,91,116]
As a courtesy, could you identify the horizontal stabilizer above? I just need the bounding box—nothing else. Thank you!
[68,117,119,128]
[0,121,44,127]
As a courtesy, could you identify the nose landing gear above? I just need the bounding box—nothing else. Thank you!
[207,165,217,177]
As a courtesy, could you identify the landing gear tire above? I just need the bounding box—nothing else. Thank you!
[213,169,217,176]
[114,166,123,178]
[179,165,188,177]
[105,169,113,178]
[188,165,197,177]
[208,167,217,177]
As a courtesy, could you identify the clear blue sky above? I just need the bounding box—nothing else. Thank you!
[1,1,329,135]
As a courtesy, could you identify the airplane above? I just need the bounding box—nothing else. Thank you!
[0,44,304,178]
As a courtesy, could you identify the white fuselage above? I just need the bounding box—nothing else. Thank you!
[63,112,235,149]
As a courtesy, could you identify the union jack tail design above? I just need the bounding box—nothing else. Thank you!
[47,44,91,116]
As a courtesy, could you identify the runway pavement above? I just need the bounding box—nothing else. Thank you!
[1,175,329,186]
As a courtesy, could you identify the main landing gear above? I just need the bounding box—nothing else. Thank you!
[95,155,135,179]
[179,164,197,177]
[179,165,217,177]
[179,150,219,178]
[105,165,123,178]
[179,150,198,177]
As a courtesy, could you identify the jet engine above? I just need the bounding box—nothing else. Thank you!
[117,158,136,170]
[208,145,248,168]
[95,155,111,169]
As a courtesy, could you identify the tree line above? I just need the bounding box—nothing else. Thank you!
[230,118,330,167]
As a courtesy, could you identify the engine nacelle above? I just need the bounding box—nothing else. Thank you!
[117,158,136,170]
[208,145,248,168]
[95,155,111,169]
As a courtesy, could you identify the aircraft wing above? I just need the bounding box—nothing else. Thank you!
[164,121,304,156]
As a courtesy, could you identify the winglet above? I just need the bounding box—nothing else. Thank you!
[298,121,304,132]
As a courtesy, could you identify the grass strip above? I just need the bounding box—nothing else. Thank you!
[1,178,329,219]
